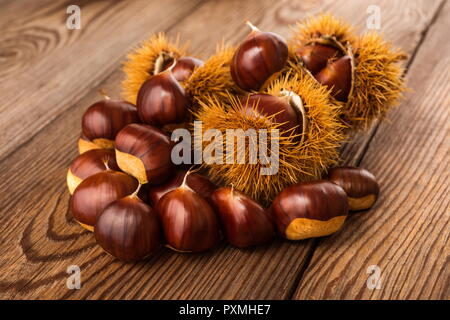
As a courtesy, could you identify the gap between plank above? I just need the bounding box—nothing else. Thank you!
[286,0,447,300]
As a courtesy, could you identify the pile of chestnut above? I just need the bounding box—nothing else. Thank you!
[66,24,380,262]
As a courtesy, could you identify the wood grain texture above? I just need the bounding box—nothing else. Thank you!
[0,0,445,299]
[294,0,450,300]
[0,0,204,162]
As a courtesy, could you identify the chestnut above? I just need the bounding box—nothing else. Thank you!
[66,149,119,194]
[211,187,275,248]
[71,170,138,231]
[240,93,304,138]
[95,187,161,261]
[148,170,216,207]
[296,44,343,75]
[314,55,352,102]
[137,62,189,127]
[115,123,174,185]
[170,57,203,82]
[271,180,349,240]
[156,173,219,252]
[327,166,379,211]
[81,94,139,152]
[230,21,288,91]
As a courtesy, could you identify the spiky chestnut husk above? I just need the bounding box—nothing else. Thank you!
[289,13,357,50]
[347,32,406,129]
[290,14,406,130]
[194,69,345,205]
[184,43,243,115]
[121,33,188,104]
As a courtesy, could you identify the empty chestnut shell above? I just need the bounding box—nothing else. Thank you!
[230,22,288,91]
[296,44,343,75]
[148,170,216,207]
[156,184,219,252]
[95,194,161,261]
[81,96,138,151]
[327,166,380,211]
[115,123,174,184]
[314,55,352,102]
[137,65,188,127]
[211,187,275,248]
[67,149,119,194]
[71,170,138,231]
[271,180,349,240]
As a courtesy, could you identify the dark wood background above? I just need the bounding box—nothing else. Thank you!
[0,0,448,299]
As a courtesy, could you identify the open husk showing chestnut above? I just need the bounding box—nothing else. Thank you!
[290,13,406,130]
[194,68,344,205]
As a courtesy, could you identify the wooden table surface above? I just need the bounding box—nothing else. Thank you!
[0,0,448,300]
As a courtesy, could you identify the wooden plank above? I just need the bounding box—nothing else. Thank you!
[0,0,203,162]
[294,0,449,300]
[0,0,442,299]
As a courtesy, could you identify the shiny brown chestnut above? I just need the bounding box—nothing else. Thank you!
[314,55,352,102]
[327,166,379,211]
[211,187,275,248]
[271,180,349,240]
[71,170,138,231]
[115,123,174,185]
[296,44,343,75]
[156,173,219,252]
[67,149,119,194]
[81,94,139,153]
[95,186,161,261]
[230,21,288,91]
[170,57,203,82]
[148,170,216,207]
[137,62,189,127]
[240,93,305,138]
